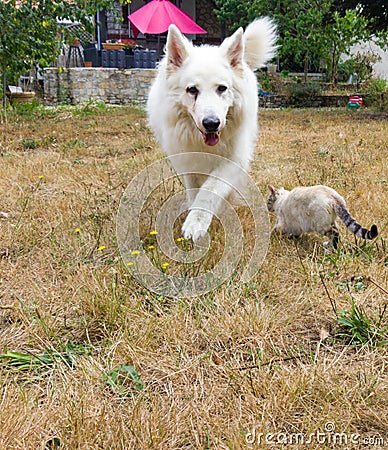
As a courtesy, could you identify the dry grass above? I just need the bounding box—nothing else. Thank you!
[0,103,387,449]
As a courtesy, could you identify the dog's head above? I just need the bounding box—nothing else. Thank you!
[165,25,246,147]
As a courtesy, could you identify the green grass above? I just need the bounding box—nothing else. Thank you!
[336,298,388,347]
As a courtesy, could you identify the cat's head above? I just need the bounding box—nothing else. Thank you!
[266,185,286,211]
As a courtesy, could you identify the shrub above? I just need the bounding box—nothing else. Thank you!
[338,52,378,84]
[286,82,322,106]
[257,71,275,93]
[337,59,356,83]
[363,78,387,111]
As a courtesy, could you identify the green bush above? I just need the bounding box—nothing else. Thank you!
[286,82,322,106]
[364,78,387,111]
[257,71,274,92]
[337,59,356,83]
[337,52,377,84]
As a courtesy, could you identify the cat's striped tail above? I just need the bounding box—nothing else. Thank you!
[335,203,378,240]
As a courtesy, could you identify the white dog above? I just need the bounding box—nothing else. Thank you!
[147,18,277,241]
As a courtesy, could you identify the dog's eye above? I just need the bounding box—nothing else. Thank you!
[217,85,227,94]
[186,86,199,95]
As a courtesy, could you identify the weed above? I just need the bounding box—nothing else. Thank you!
[72,101,107,117]
[337,276,367,293]
[102,364,144,396]
[21,137,40,150]
[336,298,388,347]
[0,344,82,372]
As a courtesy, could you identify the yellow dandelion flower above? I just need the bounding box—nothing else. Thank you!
[148,245,155,250]
[97,245,106,251]
[38,175,44,179]
[150,230,158,235]
[74,227,81,233]
[176,237,184,242]
[342,141,346,145]
[131,250,140,255]
[126,261,134,267]
[161,262,169,269]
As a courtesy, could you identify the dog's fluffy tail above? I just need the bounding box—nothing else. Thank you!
[244,17,278,70]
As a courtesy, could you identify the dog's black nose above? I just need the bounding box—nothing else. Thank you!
[202,116,220,132]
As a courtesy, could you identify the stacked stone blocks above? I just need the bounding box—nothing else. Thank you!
[44,68,157,105]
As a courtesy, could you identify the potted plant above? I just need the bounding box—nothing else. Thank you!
[102,39,125,50]
[122,39,136,55]
[6,86,36,105]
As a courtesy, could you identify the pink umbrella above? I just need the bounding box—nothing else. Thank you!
[128,0,207,38]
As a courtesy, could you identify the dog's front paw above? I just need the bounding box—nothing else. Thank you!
[182,209,213,242]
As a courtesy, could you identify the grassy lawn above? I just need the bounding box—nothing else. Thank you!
[0,103,387,449]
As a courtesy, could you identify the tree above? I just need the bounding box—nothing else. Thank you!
[332,0,388,33]
[270,0,331,81]
[213,0,253,32]
[0,0,124,107]
[215,0,331,80]
[213,0,384,85]
[324,8,371,84]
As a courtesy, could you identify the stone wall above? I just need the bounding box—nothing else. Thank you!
[43,68,156,105]
[43,67,353,108]
[259,94,351,108]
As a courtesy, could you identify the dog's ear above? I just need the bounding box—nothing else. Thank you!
[166,24,190,69]
[221,27,244,68]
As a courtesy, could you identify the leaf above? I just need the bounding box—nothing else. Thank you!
[103,364,144,394]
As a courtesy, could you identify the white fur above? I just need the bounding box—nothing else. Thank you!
[147,18,277,241]
[268,185,340,236]
[267,184,378,247]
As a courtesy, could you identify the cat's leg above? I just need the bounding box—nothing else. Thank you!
[325,225,340,249]
[331,226,340,249]
[272,222,292,237]
[272,222,297,240]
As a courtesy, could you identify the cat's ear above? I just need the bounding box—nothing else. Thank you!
[268,184,276,193]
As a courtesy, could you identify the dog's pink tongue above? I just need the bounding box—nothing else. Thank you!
[204,132,219,146]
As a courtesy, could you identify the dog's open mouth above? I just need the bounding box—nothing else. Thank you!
[202,131,220,146]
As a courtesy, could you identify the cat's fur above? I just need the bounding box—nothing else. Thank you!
[267,184,378,247]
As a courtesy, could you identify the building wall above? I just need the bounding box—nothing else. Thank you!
[43,68,156,105]
[106,0,130,39]
[106,0,221,44]
[195,0,221,43]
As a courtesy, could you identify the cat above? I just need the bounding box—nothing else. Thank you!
[266,184,378,248]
